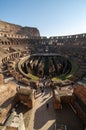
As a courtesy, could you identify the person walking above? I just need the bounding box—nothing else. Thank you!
[41,89,44,95]
[46,103,49,109]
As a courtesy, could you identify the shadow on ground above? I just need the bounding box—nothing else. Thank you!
[34,96,55,130]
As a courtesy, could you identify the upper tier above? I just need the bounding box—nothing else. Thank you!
[0,20,40,37]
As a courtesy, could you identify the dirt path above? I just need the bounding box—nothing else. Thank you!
[28,87,56,130]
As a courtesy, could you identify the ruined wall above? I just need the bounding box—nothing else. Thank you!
[0,20,40,37]
[74,85,86,105]
[0,74,4,84]
[0,82,17,124]
[0,82,16,106]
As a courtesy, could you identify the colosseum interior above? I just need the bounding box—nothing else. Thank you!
[0,20,86,130]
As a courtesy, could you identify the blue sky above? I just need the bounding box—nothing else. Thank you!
[0,0,86,37]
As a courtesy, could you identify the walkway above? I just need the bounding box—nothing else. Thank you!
[28,87,56,130]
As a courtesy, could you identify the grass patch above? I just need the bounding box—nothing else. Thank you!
[52,58,79,81]
[60,58,79,80]
[52,77,60,81]
[28,73,39,81]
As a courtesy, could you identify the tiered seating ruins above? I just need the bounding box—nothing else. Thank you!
[0,21,86,130]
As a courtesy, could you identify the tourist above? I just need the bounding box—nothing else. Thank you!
[46,103,49,109]
[41,89,44,94]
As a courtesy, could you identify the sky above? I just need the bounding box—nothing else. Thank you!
[0,0,86,37]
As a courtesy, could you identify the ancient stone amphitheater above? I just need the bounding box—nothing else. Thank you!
[0,20,86,130]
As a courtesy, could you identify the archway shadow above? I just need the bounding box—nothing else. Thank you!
[34,96,55,130]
